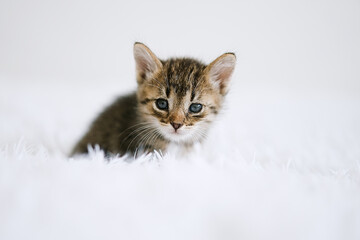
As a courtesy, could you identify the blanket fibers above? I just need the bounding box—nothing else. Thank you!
[0,80,359,240]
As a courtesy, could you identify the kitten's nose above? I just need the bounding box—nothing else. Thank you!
[171,122,183,131]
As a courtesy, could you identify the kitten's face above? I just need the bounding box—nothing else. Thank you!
[134,43,235,144]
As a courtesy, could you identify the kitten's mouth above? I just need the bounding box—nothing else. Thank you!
[170,129,183,135]
[159,127,190,143]
[155,122,195,143]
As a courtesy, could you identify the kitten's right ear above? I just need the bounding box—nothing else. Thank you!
[134,42,162,84]
[206,52,236,96]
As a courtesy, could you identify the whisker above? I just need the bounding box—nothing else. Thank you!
[135,128,158,156]
[138,132,153,153]
[145,130,160,151]
[117,122,152,138]
[145,130,162,155]
[122,126,154,152]
[127,130,149,154]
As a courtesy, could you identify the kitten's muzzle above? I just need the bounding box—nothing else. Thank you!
[171,122,183,131]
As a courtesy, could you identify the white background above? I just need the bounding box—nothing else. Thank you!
[1,0,359,95]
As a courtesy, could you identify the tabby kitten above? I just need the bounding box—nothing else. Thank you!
[71,42,236,156]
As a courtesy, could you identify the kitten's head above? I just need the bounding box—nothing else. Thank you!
[134,42,236,144]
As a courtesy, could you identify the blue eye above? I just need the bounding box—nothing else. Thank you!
[189,103,202,113]
[156,99,168,110]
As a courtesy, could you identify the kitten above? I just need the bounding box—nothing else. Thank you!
[71,42,236,156]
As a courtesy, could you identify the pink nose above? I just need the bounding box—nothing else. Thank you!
[171,122,183,131]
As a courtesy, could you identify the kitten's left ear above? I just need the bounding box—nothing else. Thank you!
[134,42,163,84]
[206,53,236,95]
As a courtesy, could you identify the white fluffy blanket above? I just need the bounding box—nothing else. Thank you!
[1,80,359,240]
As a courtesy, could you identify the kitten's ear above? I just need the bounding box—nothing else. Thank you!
[206,53,236,95]
[134,42,162,84]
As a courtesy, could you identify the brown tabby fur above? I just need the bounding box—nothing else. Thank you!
[71,43,235,156]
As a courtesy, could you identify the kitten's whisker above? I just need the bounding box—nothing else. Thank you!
[138,129,153,148]
[126,128,154,154]
[117,123,153,148]
[121,126,154,151]
[199,129,208,141]
[136,128,159,156]
[198,127,208,138]
[144,130,160,152]
[144,130,159,150]
[193,131,202,143]
[119,126,152,150]
[132,127,156,150]
[142,130,161,155]
[117,122,152,138]
[122,125,154,140]
[193,128,207,143]
[138,132,153,153]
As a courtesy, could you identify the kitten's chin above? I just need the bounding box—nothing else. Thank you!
[164,134,193,144]
[160,128,196,144]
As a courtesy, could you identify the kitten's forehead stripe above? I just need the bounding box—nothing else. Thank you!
[190,88,196,102]
[166,84,170,97]
[162,58,206,99]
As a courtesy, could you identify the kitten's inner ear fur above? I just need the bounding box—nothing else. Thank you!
[206,53,236,95]
[134,42,163,84]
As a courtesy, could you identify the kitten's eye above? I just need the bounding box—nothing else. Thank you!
[155,99,168,110]
[189,103,202,113]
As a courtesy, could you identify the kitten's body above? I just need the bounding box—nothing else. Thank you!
[72,43,235,156]
[72,92,168,155]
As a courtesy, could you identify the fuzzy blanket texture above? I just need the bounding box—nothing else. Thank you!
[1,80,359,240]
